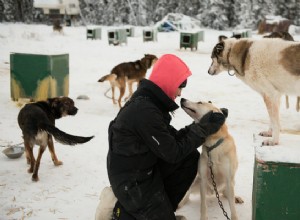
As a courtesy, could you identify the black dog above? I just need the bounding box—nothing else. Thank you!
[263,31,294,41]
[18,96,94,181]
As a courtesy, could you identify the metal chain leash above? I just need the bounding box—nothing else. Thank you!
[207,151,231,220]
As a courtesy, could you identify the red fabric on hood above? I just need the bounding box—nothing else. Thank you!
[148,54,192,100]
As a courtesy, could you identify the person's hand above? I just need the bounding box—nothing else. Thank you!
[187,109,228,145]
[197,110,226,135]
[199,110,225,125]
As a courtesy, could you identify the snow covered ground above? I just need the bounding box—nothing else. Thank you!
[0,23,299,220]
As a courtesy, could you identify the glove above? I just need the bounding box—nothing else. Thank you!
[184,109,227,148]
[197,110,226,135]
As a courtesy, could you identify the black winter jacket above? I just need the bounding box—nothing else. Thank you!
[107,79,207,180]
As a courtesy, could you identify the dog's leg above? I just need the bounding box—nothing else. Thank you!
[124,81,134,101]
[32,145,46,181]
[199,157,208,220]
[296,97,300,112]
[118,80,126,108]
[24,142,31,165]
[259,94,281,145]
[285,95,289,109]
[48,136,63,166]
[224,173,238,220]
[25,141,35,173]
[110,84,116,105]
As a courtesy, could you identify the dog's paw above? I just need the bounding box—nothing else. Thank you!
[235,196,244,204]
[259,130,272,137]
[54,160,63,166]
[262,139,278,146]
[32,174,39,182]
[231,216,238,220]
[27,168,33,173]
[200,216,208,220]
[175,215,187,220]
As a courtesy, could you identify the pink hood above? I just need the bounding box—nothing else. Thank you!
[149,54,192,100]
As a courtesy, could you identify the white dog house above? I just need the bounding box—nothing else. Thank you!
[34,0,80,22]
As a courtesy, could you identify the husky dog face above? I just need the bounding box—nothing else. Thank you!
[180,98,228,123]
[208,41,230,76]
[180,98,222,123]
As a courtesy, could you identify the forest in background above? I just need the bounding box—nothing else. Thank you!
[0,0,300,30]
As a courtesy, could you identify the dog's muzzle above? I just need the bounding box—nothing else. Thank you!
[68,107,78,115]
[180,98,196,113]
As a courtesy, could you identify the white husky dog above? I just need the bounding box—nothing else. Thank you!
[208,38,300,145]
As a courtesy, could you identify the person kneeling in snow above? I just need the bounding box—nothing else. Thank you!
[95,54,225,220]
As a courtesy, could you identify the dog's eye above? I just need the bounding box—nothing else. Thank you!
[197,101,202,104]
[208,101,212,103]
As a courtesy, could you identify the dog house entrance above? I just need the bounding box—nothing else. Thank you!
[108,32,115,39]
[145,31,152,37]
[182,35,191,43]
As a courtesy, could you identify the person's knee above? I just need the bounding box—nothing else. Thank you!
[182,149,200,169]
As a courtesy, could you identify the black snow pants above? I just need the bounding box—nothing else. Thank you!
[110,149,200,220]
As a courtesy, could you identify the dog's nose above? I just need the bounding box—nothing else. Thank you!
[69,107,78,115]
[208,69,215,75]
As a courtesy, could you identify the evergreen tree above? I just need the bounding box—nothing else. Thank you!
[199,0,231,30]
[0,0,33,22]
[1,0,299,30]
[0,0,4,22]
[296,0,300,25]
[234,0,255,29]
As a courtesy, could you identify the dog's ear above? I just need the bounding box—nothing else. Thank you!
[212,42,224,58]
[216,42,224,54]
[220,108,228,118]
[47,97,55,106]
[48,97,60,108]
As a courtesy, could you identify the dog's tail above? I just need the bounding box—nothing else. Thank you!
[98,74,117,82]
[40,123,94,145]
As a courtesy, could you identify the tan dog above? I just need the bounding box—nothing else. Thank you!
[98,54,158,108]
[180,98,243,220]
[208,38,300,145]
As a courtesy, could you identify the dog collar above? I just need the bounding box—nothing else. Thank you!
[205,138,224,154]
[226,47,241,76]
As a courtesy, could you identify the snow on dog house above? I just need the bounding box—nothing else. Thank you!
[252,134,300,220]
[155,13,201,32]
[258,15,292,34]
